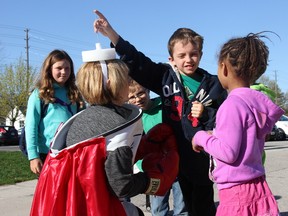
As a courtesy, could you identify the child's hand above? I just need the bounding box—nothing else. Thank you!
[30,158,43,176]
[191,138,204,153]
[93,10,119,45]
[191,101,204,118]
[93,10,110,35]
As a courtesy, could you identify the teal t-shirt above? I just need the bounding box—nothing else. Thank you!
[135,97,162,172]
[142,97,162,133]
[25,84,79,160]
[180,73,201,100]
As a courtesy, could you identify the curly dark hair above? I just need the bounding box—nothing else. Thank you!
[218,31,278,84]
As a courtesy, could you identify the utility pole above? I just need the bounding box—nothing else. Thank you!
[274,70,278,104]
[24,28,30,91]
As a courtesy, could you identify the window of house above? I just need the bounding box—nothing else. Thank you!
[19,120,25,128]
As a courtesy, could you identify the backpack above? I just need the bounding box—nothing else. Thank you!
[19,100,49,157]
[19,98,79,157]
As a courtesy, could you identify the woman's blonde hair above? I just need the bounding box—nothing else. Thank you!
[77,59,130,105]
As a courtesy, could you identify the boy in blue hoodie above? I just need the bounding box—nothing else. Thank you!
[94,10,226,215]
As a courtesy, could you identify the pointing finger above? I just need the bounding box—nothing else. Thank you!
[94,10,106,20]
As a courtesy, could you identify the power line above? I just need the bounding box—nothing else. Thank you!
[0,24,90,46]
[0,34,23,39]
[30,29,91,46]
[0,24,91,68]
[0,24,24,31]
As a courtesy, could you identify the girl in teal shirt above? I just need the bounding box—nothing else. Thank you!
[25,50,84,176]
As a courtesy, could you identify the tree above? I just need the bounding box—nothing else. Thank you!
[282,92,288,114]
[0,57,38,126]
[258,75,288,114]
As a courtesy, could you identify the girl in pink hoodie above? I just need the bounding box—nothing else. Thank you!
[192,32,282,216]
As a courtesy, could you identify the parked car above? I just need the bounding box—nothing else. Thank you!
[275,115,288,139]
[0,125,19,146]
[269,125,286,141]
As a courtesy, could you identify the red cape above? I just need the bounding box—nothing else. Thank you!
[30,137,126,216]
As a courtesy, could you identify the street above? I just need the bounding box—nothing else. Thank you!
[0,140,287,215]
[262,140,288,215]
[0,145,21,152]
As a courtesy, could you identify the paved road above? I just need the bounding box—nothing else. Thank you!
[0,140,287,215]
[0,144,21,152]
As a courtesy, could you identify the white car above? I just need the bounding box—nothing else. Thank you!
[275,115,288,138]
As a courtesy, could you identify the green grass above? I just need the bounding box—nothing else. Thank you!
[0,151,37,186]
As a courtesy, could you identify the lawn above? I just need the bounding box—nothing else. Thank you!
[0,151,37,186]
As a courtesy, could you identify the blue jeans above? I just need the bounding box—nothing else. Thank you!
[150,179,188,216]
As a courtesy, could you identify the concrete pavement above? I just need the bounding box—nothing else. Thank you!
[0,141,287,215]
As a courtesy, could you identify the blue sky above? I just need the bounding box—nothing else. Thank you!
[1,0,288,93]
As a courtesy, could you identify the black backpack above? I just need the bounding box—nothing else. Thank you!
[19,100,49,157]
[19,98,77,157]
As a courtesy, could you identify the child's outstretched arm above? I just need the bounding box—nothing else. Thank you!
[93,10,120,46]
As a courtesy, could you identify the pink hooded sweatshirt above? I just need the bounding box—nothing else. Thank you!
[193,87,284,190]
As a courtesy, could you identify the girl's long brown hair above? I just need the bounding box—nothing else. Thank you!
[35,49,84,107]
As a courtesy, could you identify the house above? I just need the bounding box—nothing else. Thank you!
[5,107,25,130]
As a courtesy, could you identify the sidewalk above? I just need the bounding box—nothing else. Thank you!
[0,179,35,216]
[1,142,287,216]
